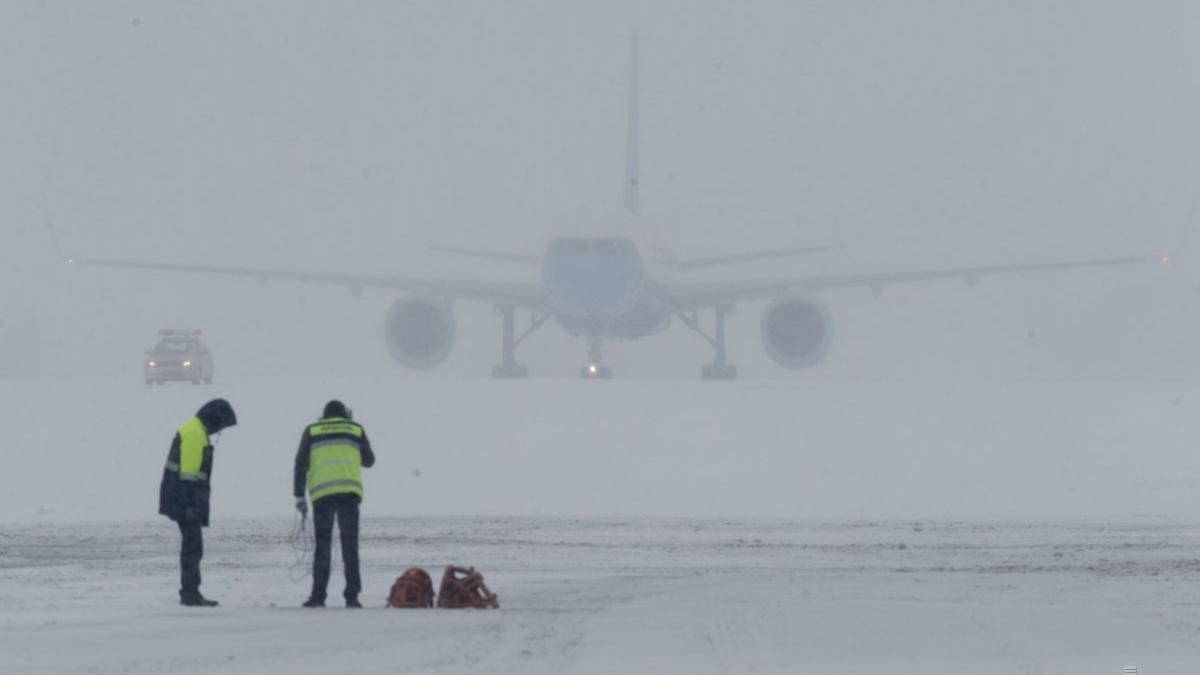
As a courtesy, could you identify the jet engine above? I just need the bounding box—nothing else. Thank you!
[383,294,456,369]
[760,294,833,369]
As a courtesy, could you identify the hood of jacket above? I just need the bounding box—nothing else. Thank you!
[196,399,237,434]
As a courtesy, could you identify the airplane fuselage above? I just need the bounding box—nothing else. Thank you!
[541,237,671,338]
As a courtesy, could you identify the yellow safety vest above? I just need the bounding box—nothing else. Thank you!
[167,416,209,483]
[306,417,365,501]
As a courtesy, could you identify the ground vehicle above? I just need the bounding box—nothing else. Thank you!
[144,330,214,385]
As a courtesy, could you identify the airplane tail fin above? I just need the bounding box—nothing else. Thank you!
[624,32,640,216]
[623,34,838,273]
[624,32,680,268]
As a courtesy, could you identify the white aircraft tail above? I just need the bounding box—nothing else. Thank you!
[623,33,836,272]
[624,33,682,270]
[624,32,640,216]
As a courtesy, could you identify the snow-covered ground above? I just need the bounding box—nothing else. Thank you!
[1,517,1199,674]
[2,376,1199,673]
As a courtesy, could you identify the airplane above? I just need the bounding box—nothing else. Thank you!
[74,37,1157,380]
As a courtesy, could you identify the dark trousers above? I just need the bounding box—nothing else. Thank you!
[311,493,361,601]
[177,520,204,596]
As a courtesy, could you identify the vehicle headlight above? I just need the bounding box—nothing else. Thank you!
[183,361,192,368]
[147,361,157,368]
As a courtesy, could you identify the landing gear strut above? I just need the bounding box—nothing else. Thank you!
[581,334,613,379]
[678,306,738,380]
[492,306,549,378]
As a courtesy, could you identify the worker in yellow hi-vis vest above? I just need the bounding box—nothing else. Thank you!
[158,398,237,607]
[294,400,375,608]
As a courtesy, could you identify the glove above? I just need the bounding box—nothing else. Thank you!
[295,497,308,518]
[183,507,197,523]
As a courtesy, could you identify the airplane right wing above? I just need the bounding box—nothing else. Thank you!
[666,254,1158,310]
[80,257,551,309]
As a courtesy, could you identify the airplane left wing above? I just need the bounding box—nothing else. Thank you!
[80,258,550,309]
[666,255,1157,310]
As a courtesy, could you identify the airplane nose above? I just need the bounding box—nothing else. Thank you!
[543,257,644,319]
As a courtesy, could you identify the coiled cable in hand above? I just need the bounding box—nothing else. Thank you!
[288,511,313,583]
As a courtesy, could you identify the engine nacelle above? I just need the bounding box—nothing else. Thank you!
[760,294,834,369]
[383,294,456,369]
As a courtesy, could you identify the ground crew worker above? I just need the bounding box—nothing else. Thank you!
[294,400,375,608]
[158,398,237,607]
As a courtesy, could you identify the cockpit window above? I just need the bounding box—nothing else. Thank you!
[592,239,619,255]
[596,238,639,255]
[549,238,589,255]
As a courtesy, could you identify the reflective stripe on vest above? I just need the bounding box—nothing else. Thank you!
[174,417,209,483]
[306,417,364,501]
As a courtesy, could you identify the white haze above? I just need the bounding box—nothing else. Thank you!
[2,3,1199,673]
[0,0,1193,382]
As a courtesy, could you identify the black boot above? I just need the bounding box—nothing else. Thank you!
[345,597,362,609]
[302,596,325,608]
[180,592,218,607]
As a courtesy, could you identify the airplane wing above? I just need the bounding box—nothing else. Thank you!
[79,258,550,309]
[666,255,1158,310]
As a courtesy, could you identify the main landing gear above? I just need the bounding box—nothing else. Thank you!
[678,306,738,380]
[492,305,550,378]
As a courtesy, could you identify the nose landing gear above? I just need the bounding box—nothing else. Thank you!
[581,362,613,379]
[580,335,613,379]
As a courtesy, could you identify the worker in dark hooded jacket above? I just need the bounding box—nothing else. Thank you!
[158,398,237,607]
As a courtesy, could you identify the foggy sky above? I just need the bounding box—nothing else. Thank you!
[0,0,1194,381]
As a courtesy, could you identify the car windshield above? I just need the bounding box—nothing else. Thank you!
[153,338,195,353]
